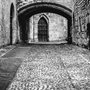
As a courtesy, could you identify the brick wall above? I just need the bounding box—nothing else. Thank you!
[28,13,68,43]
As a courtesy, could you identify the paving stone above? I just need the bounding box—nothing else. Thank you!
[0,58,22,90]
[1,44,89,90]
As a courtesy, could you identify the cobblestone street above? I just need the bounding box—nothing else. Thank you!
[0,44,89,90]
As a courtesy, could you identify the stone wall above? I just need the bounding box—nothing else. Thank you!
[28,13,68,43]
[17,0,73,10]
[0,0,17,46]
[72,0,90,48]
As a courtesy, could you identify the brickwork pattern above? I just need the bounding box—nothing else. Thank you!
[17,0,73,10]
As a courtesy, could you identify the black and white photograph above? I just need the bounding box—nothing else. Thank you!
[0,0,90,90]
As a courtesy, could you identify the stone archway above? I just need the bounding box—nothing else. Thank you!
[10,3,14,44]
[18,2,72,44]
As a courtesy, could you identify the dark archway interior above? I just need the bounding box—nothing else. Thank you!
[10,3,14,45]
[18,3,72,44]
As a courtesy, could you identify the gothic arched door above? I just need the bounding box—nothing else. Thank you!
[38,17,49,42]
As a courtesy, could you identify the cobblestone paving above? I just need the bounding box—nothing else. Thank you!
[7,44,90,90]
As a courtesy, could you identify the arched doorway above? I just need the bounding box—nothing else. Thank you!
[38,17,49,42]
[10,3,14,44]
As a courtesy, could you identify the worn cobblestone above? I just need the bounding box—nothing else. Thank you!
[7,44,90,90]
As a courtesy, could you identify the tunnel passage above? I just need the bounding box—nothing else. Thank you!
[18,2,72,44]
